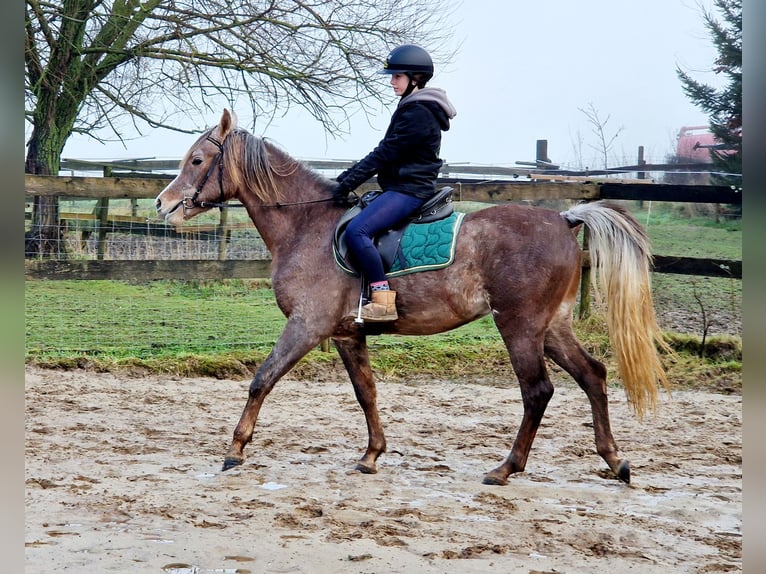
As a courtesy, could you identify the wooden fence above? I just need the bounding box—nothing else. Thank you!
[24,173,742,285]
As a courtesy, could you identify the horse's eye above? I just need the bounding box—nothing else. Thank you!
[191,158,202,166]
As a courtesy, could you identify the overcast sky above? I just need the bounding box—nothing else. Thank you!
[61,0,724,171]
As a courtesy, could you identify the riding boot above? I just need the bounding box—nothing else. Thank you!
[360,290,398,322]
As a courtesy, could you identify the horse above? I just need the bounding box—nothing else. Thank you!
[155,109,669,486]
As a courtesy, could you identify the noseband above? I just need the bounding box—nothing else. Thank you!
[183,136,226,210]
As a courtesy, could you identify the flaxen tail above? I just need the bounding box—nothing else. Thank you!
[561,201,670,418]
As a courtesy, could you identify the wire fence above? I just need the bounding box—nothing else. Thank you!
[25,279,286,359]
[25,197,270,262]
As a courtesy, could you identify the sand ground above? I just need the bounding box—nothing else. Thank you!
[25,367,741,573]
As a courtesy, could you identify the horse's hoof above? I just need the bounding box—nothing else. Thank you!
[222,456,244,472]
[482,473,508,486]
[355,461,378,474]
[616,460,630,484]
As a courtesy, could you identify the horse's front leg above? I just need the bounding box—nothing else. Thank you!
[222,318,323,471]
[333,336,386,474]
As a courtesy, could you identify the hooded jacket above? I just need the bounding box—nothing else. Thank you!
[335,87,457,200]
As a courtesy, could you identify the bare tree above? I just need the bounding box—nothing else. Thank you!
[568,128,585,171]
[577,102,625,171]
[25,0,457,257]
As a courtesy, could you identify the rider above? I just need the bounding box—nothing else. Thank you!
[331,44,457,322]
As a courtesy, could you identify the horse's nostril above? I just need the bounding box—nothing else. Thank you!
[155,198,161,211]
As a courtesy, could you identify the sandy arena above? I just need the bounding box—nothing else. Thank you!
[25,367,741,573]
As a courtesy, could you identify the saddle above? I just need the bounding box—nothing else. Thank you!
[333,186,455,276]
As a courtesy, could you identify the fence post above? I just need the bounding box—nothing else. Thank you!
[637,146,646,208]
[637,146,646,179]
[217,207,229,260]
[536,139,550,164]
[96,166,112,260]
[578,228,591,319]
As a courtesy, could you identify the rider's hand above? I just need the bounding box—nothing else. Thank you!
[331,184,354,207]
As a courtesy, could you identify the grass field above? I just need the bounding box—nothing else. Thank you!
[25,201,741,391]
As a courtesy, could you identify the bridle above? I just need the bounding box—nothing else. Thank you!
[180,133,350,210]
[182,136,226,211]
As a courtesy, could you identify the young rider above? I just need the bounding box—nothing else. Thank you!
[331,44,457,322]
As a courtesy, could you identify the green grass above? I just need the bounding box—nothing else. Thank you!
[635,203,742,260]
[625,203,742,340]
[25,279,285,360]
[25,278,506,364]
[25,277,741,392]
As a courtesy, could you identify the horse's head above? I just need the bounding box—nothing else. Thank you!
[155,109,238,225]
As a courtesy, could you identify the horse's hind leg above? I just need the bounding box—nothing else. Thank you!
[222,318,324,471]
[333,336,386,474]
[545,321,630,483]
[484,336,554,486]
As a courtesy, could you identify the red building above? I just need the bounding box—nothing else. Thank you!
[676,126,718,162]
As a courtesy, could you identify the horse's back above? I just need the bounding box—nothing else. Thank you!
[457,203,581,268]
[385,203,582,336]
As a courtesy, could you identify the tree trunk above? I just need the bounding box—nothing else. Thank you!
[25,127,66,259]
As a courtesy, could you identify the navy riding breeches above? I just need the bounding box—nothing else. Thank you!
[344,190,426,283]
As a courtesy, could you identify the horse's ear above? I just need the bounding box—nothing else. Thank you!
[219,109,238,137]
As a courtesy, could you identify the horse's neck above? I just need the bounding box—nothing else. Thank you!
[237,168,336,258]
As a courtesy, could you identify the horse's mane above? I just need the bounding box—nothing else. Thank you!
[221,129,324,202]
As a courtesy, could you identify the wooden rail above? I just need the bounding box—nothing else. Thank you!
[24,173,743,204]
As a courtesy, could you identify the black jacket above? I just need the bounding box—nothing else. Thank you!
[335,88,457,200]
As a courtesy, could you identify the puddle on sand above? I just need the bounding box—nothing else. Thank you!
[161,564,251,574]
[143,528,176,545]
[260,481,288,491]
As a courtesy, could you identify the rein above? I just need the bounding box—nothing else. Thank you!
[201,196,338,209]
[182,135,353,209]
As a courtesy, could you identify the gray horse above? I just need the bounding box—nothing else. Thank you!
[155,109,669,486]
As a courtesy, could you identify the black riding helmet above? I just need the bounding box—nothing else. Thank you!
[380,45,434,96]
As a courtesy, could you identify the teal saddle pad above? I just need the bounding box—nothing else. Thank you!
[385,211,465,277]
